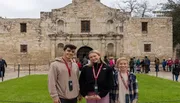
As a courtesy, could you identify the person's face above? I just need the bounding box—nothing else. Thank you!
[118,60,128,72]
[89,53,100,63]
[63,48,75,59]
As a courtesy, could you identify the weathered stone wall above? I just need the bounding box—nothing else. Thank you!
[0,0,173,66]
[124,17,173,61]
[0,19,51,64]
[40,1,121,35]
[40,0,124,59]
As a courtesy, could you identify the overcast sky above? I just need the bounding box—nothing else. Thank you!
[0,0,167,18]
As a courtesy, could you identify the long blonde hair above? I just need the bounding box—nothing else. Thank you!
[87,50,106,67]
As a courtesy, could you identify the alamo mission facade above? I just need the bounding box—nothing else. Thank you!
[0,0,173,64]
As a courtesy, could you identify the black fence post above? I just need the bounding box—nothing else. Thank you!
[29,64,31,75]
[18,64,20,78]
[156,71,158,77]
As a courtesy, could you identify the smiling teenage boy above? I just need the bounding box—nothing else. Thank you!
[48,44,79,103]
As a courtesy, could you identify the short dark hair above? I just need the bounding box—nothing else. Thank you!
[63,44,77,51]
[104,56,107,59]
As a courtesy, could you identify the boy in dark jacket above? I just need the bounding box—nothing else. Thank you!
[0,56,7,77]
[162,59,167,71]
[129,58,134,73]
[173,62,180,82]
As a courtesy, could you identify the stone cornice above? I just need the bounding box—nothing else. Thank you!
[48,31,123,38]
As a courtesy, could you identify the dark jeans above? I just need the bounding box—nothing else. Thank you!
[155,65,159,72]
[145,65,149,73]
[163,66,166,71]
[0,69,5,77]
[173,75,179,82]
[168,65,172,72]
[60,98,77,103]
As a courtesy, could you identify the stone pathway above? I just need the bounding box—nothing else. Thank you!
[148,71,179,82]
[0,69,48,82]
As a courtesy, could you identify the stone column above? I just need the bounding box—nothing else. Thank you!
[120,36,124,57]
[50,38,56,60]
[101,35,106,57]
[115,36,120,58]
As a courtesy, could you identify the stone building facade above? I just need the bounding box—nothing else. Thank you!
[0,0,173,65]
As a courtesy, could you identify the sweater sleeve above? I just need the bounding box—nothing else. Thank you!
[79,66,88,97]
[99,67,114,98]
[48,63,59,100]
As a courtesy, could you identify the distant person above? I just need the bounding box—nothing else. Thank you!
[167,58,173,72]
[174,58,179,65]
[136,59,141,73]
[133,57,137,73]
[104,56,109,65]
[162,59,167,71]
[154,57,160,72]
[129,58,134,73]
[82,55,88,66]
[48,44,80,103]
[140,59,145,73]
[172,59,180,82]
[0,56,7,77]
[76,58,82,71]
[109,57,115,67]
[144,56,150,73]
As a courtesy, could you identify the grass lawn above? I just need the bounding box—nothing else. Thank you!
[0,74,180,103]
[137,74,180,103]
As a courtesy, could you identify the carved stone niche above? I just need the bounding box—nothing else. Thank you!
[56,20,64,34]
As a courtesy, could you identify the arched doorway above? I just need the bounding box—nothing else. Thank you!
[77,46,93,63]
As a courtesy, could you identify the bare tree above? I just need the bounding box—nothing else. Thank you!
[115,0,139,16]
[114,0,156,17]
[162,0,180,47]
[136,0,156,17]
[168,0,176,5]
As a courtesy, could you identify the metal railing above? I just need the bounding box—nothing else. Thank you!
[1,63,49,82]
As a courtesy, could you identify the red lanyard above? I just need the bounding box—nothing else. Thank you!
[120,72,129,90]
[62,58,72,77]
[92,64,103,81]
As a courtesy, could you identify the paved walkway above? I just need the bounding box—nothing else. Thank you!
[0,69,179,82]
[0,69,48,82]
[148,71,179,82]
